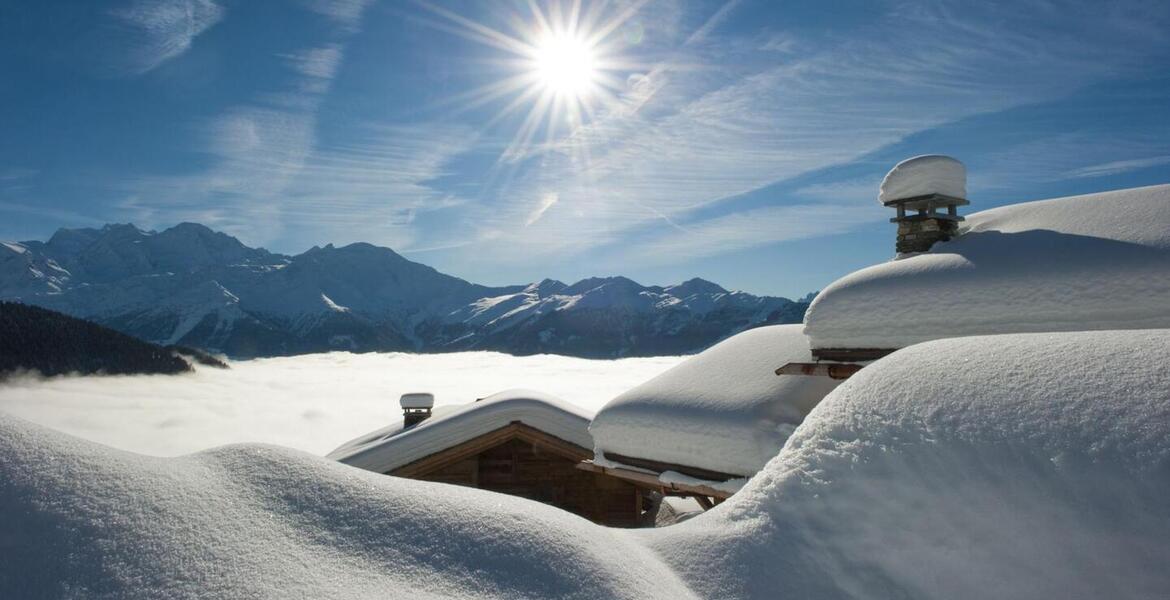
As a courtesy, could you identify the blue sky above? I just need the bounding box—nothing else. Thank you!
[1,0,1168,298]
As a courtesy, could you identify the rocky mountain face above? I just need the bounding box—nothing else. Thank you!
[1,223,808,358]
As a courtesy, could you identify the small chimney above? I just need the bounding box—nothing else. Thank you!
[400,392,434,428]
[880,155,969,254]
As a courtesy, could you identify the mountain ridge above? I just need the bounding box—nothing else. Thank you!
[1,223,809,358]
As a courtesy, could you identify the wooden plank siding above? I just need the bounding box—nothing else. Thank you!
[388,422,647,527]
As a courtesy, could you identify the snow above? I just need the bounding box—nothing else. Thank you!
[0,412,691,599]
[806,184,1170,350]
[330,389,594,473]
[658,470,747,495]
[320,292,350,312]
[161,280,243,345]
[878,154,966,203]
[1,241,27,254]
[440,275,792,335]
[652,329,1170,599]
[399,392,434,409]
[0,351,682,456]
[2,329,1168,598]
[590,324,843,476]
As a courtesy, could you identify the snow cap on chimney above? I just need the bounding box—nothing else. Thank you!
[401,392,434,428]
[879,155,967,204]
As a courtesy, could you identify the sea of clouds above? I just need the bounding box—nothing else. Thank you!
[0,351,682,457]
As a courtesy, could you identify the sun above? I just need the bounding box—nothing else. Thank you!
[531,33,597,99]
[416,0,646,160]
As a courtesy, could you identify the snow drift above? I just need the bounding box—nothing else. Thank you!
[805,184,1170,350]
[652,329,1170,599]
[590,324,842,476]
[0,411,691,599]
[3,329,1168,598]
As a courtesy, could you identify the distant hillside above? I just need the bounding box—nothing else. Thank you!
[0,302,192,378]
[1,223,810,358]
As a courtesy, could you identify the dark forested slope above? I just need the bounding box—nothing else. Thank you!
[0,302,191,378]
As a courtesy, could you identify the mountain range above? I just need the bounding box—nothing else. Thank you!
[0,223,808,358]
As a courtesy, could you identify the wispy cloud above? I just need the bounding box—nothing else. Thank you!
[121,117,478,249]
[298,0,375,31]
[281,43,344,94]
[116,0,411,246]
[620,203,886,264]
[109,0,224,75]
[1067,156,1170,179]
[968,133,1170,192]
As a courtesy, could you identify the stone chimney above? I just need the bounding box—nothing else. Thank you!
[400,392,434,428]
[880,155,969,254]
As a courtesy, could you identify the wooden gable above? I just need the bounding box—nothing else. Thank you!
[388,421,647,527]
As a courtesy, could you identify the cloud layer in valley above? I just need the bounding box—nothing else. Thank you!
[0,351,681,457]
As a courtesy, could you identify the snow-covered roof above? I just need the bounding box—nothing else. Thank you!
[879,154,967,204]
[806,184,1170,350]
[328,388,593,473]
[589,324,843,477]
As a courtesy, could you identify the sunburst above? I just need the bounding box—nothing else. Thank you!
[415,0,646,162]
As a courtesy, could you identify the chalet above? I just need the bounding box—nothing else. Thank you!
[328,389,652,527]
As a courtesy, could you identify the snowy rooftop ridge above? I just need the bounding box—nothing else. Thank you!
[806,183,1170,350]
[328,388,594,473]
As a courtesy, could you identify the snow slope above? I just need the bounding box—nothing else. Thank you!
[329,389,594,472]
[3,329,1167,598]
[805,184,1170,349]
[590,324,842,476]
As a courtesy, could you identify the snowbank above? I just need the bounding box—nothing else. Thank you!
[653,329,1170,599]
[806,184,1170,349]
[0,411,691,599]
[590,325,842,476]
[329,389,594,473]
[878,154,966,203]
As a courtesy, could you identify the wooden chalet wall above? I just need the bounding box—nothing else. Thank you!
[389,422,644,527]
